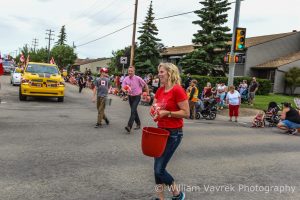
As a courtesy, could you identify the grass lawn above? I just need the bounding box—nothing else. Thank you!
[241,94,298,110]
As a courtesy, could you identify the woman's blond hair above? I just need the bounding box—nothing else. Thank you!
[158,63,181,86]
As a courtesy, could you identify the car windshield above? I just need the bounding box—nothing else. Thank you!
[25,64,59,74]
[3,61,11,66]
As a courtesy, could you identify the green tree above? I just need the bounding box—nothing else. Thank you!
[285,67,300,95]
[134,1,161,75]
[108,45,135,74]
[30,48,48,63]
[180,0,231,76]
[56,25,67,46]
[50,45,77,69]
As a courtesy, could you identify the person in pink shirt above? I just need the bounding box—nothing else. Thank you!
[122,66,149,133]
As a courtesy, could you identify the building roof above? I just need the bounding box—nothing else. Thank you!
[253,51,300,69]
[245,31,297,47]
[160,45,196,56]
[74,58,110,65]
[160,31,299,56]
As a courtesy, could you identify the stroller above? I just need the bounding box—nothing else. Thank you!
[140,92,154,106]
[264,102,281,127]
[195,98,218,120]
[240,88,249,103]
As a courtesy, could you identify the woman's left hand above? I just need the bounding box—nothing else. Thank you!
[158,110,169,118]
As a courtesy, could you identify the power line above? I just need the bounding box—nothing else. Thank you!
[74,6,131,42]
[76,24,132,47]
[32,38,39,52]
[76,10,196,48]
[154,10,195,21]
[66,0,122,29]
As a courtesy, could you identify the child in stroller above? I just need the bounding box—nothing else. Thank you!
[140,91,154,106]
[195,98,218,120]
[264,101,281,127]
[252,111,265,128]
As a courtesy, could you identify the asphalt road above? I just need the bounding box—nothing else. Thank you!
[1,75,300,200]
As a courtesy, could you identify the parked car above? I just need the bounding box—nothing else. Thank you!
[10,68,21,85]
[19,62,65,102]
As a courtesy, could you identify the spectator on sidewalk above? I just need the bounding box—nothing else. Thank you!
[203,82,212,99]
[226,85,241,122]
[187,79,199,119]
[238,80,248,95]
[277,102,300,135]
[184,73,192,89]
[248,77,259,106]
[122,66,149,133]
[92,68,110,128]
[150,62,189,200]
[217,82,227,109]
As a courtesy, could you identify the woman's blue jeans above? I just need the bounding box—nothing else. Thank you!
[154,129,183,185]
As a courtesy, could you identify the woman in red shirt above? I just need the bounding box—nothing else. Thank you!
[150,63,189,200]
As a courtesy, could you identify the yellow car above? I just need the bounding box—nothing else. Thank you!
[19,62,65,102]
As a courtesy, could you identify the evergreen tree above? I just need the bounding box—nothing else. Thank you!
[56,25,67,46]
[134,1,161,75]
[180,0,231,76]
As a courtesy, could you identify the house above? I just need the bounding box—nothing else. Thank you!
[73,58,111,74]
[160,31,300,94]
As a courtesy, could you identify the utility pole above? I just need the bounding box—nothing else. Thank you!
[130,0,138,66]
[32,38,39,52]
[228,0,241,86]
[45,29,55,62]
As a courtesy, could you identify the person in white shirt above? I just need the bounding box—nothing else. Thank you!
[226,85,241,122]
[217,82,227,109]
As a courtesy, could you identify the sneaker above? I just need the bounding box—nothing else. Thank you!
[125,126,131,133]
[289,129,298,135]
[105,118,110,125]
[228,119,232,122]
[94,123,102,128]
[134,125,141,130]
[235,119,238,122]
[172,191,185,200]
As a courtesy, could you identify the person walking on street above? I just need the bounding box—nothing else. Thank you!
[226,85,241,122]
[248,77,259,106]
[122,66,149,133]
[92,68,110,128]
[150,63,189,200]
[78,74,85,93]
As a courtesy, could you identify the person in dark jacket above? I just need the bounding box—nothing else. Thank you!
[277,102,300,135]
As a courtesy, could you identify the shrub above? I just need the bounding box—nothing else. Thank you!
[181,75,271,95]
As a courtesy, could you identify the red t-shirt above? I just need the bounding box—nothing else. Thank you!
[155,84,188,128]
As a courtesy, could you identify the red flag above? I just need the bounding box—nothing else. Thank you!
[20,53,25,63]
[50,57,55,64]
[0,53,4,76]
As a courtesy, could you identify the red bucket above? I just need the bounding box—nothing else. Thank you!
[141,127,170,157]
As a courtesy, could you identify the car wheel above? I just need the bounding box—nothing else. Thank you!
[19,87,27,101]
[57,97,64,102]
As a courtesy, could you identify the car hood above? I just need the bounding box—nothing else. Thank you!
[23,73,63,82]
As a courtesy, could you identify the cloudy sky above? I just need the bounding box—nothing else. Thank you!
[1,0,300,59]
